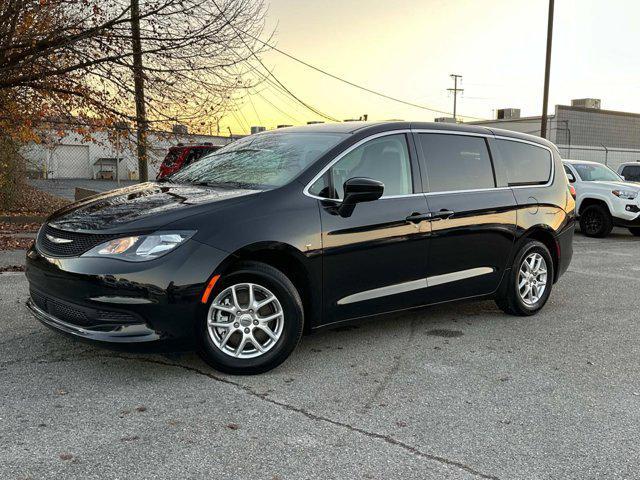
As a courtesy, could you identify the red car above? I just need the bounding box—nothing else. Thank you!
[157,144,222,179]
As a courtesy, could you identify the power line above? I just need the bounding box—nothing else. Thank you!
[222,19,339,122]
[254,89,302,124]
[244,32,486,121]
[247,92,263,125]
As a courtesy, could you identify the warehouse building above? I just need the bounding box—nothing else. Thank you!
[22,124,235,180]
[469,99,640,172]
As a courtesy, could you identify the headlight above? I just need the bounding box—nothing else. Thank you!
[612,190,638,200]
[82,231,195,262]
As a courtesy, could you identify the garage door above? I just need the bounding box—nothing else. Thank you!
[50,144,91,178]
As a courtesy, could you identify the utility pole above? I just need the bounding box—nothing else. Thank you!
[540,0,555,139]
[130,0,148,182]
[447,74,464,122]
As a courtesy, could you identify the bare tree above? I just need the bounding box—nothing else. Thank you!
[0,0,269,178]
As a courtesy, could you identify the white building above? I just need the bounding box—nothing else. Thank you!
[468,100,640,172]
[23,125,236,180]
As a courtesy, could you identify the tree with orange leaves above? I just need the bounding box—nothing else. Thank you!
[0,0,269,205]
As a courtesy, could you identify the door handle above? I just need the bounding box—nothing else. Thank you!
[431,209,455,219]
[405,212,432,223]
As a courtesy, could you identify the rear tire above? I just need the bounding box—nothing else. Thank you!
[495,240,554,316]
[197,261,304,375]
[629,227,640,237]
[579,204,613,238]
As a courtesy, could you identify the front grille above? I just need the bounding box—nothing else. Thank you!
[30,290,141,328]
[31,290,90,326]
[37,224,118,257]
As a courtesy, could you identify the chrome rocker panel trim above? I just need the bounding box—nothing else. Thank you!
[337,267,495,305]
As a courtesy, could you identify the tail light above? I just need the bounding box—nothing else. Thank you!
[568,184,576,199]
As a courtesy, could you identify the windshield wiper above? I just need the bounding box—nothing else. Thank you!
[188,180,254,189]
[228,148,270,154]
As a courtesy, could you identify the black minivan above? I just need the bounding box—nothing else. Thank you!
[26,122,575,374]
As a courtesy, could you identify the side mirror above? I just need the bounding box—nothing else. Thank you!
[620,175,626,181]
[338,177,384,217]
[566,172,576,183]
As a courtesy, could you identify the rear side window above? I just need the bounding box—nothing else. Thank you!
[496,139,552,186]
[622,165,640,181]
[418,134,495,192]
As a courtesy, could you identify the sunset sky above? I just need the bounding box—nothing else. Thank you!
[217,0,639,135]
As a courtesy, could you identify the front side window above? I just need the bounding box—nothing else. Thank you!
[309,134,412,199]
[564,165,576,183]
[171,132,347,189]
[573,163,622,182]
[496,139,552,186]
[419,134,495,192]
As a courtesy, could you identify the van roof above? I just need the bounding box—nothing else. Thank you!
[272,121,555,149]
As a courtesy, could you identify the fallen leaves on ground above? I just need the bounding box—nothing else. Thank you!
[0,221,40,234]
[1,184,69,217]
[0,236,33,250]
[0,265,25,272]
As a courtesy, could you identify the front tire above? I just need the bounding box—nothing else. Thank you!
[495,240,554,316]
[580,204,613,238]
[197,262,304,375]
[629,227,640,237]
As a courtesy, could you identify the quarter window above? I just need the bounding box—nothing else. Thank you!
[309,134,412,199]
[496,139,552,186]
[419,134,495,192]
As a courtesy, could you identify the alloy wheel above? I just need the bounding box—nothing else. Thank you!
[517,252,548,306]
[207,283,284,359]
[583,209,603,235]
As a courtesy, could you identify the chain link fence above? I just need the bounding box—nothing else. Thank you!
[19,123,235,200]
[556,145,640,173]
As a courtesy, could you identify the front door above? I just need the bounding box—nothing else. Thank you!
[307,132,431,324]
[415,132,518,303]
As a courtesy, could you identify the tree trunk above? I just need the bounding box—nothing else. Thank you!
[130,0,148,182]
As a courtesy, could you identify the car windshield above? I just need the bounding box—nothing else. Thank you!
[169,132,347,189]
[163,149,181,167]
[573,163,622,182]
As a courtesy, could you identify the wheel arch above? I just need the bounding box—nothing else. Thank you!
[577,196,612,216]
[514,226,560,283]
[214,241,319,332]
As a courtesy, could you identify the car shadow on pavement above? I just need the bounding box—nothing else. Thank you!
[48,298,505,380]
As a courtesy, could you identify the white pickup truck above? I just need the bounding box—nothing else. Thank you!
[563,159,640,238]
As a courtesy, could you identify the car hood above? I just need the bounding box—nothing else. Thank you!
[589,181,640,191]
[47,182,261,233]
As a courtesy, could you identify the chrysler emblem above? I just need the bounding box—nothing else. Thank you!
[46,234,73,244]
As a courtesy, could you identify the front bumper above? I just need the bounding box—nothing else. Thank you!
[613,210,640,228]
[25,239,228,345]
[27,297,160,343]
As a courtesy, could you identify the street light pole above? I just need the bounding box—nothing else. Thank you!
[540,0,555,139]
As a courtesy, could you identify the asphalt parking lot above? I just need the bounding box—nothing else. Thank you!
[1,230,639,480]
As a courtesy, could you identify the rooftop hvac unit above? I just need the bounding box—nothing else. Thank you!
[496,108,521,120]
[276,124,293,129]
[250,126,266,134]
[571,98,601,109]
[434,117,456,123]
